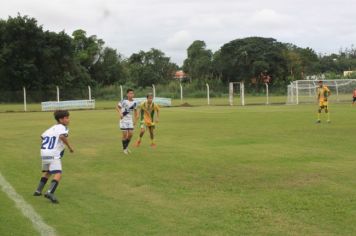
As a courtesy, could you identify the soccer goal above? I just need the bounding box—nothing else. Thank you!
[229,82,245,106]
[287,79,356,104]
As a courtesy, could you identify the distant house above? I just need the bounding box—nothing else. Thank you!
[344,71,356,77]
[173,70,188,81]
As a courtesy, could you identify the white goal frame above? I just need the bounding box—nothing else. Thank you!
[229,82,245,106]
[287,79,356,105]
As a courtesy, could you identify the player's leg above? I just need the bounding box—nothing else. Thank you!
[44,159,62,203]
[325,105,330,122]
[120,120,130,152]
[135,126,145,147]
[125,129,134,151]
[149,126,156,147]
[46,173,61,195]
[122,130,129,151]
[123,119,135,153]
[34,172,50,195]
[316,105,323,123]
[34,160,51,196]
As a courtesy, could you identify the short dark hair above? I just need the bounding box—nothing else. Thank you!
[54,110,69,122]
[146,93,153,98]
[127,89,134,93]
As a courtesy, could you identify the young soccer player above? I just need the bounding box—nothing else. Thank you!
[116,89,138,154]
[33,110,74,204]
[352,88,356,105]
[316,80,331,123]
[135,93,160,148]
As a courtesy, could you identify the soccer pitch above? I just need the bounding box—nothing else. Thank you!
[1,104,356,235]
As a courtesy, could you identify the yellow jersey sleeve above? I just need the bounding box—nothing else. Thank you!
[154,104,160,111]
[139,102,145,110]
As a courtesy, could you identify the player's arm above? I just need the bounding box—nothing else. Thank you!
[134,109,138,125]
[155,109,160,123]
[138,104,145,123]
[59,134,74,153]
[324,88,331,101]
[116,104,123,119]
[154,105,160,123]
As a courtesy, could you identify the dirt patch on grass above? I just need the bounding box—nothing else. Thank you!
[180,102,193,107]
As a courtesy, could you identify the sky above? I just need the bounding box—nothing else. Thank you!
[1,0,356,65]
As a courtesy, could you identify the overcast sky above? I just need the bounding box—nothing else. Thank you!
[1,0,356,65]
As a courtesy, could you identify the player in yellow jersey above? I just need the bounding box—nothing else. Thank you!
[135,93,160,148]
[316,80,331,123]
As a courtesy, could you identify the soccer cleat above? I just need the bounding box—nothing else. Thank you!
[127,149,132,153]
[134,140,141,147]
[44,193,59,204]
[150,143,157,148]
[123,149,129,155]
[316,120,321,124]
[33,191,42,196]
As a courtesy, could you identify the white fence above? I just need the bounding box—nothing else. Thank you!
[41,100,95,111]
[134,97,172,107]
[3,82,287,112]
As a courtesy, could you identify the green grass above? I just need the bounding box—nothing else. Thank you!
[1,103,356,235]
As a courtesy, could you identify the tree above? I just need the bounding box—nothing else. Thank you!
[72,29,104,70]
[127,48,178,87]
[91,47,127,85]
[218,37,289,91]
[183,40,213,81]
[0,15,44,90]
[0,15,96,92]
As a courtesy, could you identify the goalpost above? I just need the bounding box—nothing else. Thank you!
[287,79,356,104]
[229,82,245,106]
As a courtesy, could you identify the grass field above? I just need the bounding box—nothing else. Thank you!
[1,103,356,235]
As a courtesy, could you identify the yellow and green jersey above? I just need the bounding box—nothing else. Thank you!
[140,101,159,126]
[317,86,330,102]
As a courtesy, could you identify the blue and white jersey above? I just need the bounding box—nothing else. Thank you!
[40,124,69,159]
[118,99,137,122]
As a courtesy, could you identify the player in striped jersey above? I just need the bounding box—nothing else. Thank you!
[116,89,138,154]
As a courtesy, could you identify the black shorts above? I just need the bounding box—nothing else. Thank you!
[353,97,356,102]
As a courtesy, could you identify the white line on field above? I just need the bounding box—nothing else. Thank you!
[0,171,56,236]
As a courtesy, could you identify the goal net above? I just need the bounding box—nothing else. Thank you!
[287,79,356,104]
[229,82,245,106]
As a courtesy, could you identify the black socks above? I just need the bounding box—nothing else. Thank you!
[48,180,59,194]
[36,177,48,193]
[122,139,131,149]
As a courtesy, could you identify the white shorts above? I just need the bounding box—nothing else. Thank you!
[41,157,62,174]
[120,120,134,130]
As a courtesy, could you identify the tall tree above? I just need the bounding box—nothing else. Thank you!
[218,37,289,90]
[127,48,178,87]
[91,47,127,85]
[183,40,213,81]
[0,15,44,90]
